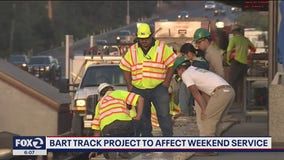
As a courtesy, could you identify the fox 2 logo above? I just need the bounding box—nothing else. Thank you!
[13,136,46,149]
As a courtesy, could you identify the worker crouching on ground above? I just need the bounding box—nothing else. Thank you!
[174,56,235,156]
[89,83,144,159]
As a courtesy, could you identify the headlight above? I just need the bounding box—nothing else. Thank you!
[76,99,86,106]
[22,63,27,67]
[86,114,93,120]
[45,66,50,71]
[177,15,181,19]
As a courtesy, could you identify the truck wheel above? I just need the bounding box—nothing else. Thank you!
[57,69,62,80]
[49,69,57,85]
[71,113,83,136]
[83,128,94,136]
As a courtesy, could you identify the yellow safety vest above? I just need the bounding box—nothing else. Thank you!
[168,83,181,116]
[91,90,140,131]
[119,40,176,89]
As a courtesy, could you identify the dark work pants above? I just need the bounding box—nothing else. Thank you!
[132,83,173,137]
[102,120,134,137]
[101,120,134,159]
[228,60,248,103]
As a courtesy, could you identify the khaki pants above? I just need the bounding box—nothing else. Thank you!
[194,87,235,136]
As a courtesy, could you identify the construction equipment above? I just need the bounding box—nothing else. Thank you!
[153,18,210,51]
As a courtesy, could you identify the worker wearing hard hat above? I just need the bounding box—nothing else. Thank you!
[89,83,144,159]
[193,28,225,78]
[227,24,256,104]
[173,56,234,156]
[173,56,235,136]
[119,23,177,137]
[91,83,144,136]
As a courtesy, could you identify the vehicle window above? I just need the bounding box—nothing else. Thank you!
[30,57,51,64]
[80,65,126,88]
[206,1,215,4]
[8,56,26,62]
[96,40,108,45]
[118,31,131,36]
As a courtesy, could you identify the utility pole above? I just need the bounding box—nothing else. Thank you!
[65,35,74,80]
[9,3,16,54]
[156,0,161,15]
[47,0,53,21]
[126,0,130,25]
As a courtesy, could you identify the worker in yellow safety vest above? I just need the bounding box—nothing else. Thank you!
[119,23,177,137]
[89,83,144,159]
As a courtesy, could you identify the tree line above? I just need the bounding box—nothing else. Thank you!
[0,1,158,58]
[0,1,268,58]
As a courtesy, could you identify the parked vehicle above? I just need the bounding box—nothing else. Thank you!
[154,18,210,51]
[115,30,133,43]
[204,1,216,10]
[84,44,129,56]
[95,39,108,45]
[52,58,62,78]
[27,55,58,83]
[177,10,190,20]
[231,6,242,13]
[7,54,29,71]
[214,5,226,16]
[70,55,126,136]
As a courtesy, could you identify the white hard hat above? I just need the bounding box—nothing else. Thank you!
[98,83,113,94]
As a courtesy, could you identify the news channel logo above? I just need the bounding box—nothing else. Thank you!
[13,136,46,150]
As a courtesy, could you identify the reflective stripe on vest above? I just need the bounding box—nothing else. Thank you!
[151,104,159,128]
[130,44,137,66]
[92,91,133,130]
[99,95,130,120]
[129,41,167,89]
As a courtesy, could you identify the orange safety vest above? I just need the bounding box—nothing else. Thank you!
[120,40,176,89]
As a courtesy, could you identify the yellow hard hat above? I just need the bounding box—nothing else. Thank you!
[137,23,152,38]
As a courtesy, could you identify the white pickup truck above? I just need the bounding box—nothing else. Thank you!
[71,56,127,136]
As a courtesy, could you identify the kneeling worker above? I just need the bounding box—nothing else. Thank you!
[89,83,144,159]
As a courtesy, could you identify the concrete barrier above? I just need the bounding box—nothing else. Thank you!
[269,72,284,144]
